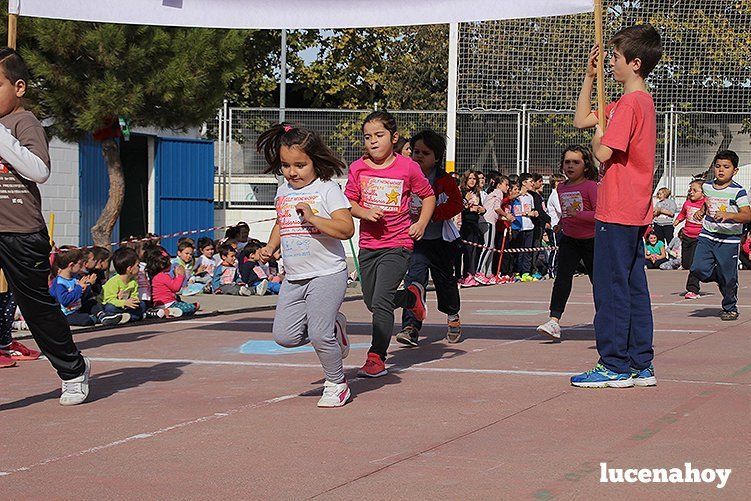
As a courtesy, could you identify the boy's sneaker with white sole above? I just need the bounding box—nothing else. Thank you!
[60,357,91,406]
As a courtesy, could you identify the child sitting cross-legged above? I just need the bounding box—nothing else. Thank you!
[211,243,255,296]
[238,241,278,295]
[146,248,199,318]
[50,246,125,326]
[102,247,146,322]
[193,237,216,291]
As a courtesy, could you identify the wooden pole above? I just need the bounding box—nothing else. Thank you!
[7,13,17,49]
[48,212,55,245]
[594,0,606,131]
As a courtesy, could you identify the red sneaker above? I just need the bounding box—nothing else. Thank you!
[357,352,387,378]
[0,340,42,361]
[0,353,16,368]
[406,282,427,321]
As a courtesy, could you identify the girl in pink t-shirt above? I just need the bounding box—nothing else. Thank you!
[145,249,198,318]
[344,111,436,378]
[537,146,598,340]
[674,179,706,299]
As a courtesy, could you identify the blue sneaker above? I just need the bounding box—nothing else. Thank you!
[631,365,657,387]
[570,363,634,388]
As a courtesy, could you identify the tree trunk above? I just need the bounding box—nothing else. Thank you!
[90,138,125,248]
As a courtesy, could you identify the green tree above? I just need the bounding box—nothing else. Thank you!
[295,25,448,110]
[225,30,318,107]
[12,17,244,246]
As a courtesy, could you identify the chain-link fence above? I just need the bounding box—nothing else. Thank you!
[211,108,750,208]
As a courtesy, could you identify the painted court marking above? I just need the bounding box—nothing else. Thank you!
[178,319,716,334]
[83,356,750,387]
[0,391,300,477]
[239,339,371,355]
[4,354,746,477]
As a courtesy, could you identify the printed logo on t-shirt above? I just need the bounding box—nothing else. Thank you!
[559,191,584,218]
[686,206,702,222]
[706,196,736,216]
[276,193,323,237]
[220,267,236,285]
[512,201,532,216]
[360,176,404,212]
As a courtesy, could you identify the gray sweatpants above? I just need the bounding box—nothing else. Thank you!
[273,269,348,383]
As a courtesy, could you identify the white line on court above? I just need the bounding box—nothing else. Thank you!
[176,319,716,334]
[3,359,747,477]
[429,299,751,308]
[0,391,300,477]
[84,356,749,387]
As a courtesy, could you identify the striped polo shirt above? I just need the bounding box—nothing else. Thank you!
[699,180,749,244]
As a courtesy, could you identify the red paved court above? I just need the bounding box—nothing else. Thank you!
[1,271,749,498]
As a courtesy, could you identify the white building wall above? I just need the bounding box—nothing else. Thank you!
[40,139,80,246]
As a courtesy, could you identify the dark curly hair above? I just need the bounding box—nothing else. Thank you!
[257,123,345,181]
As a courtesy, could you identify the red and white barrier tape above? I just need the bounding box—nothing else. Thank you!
[461,239,558,254]
[57,217,278,252]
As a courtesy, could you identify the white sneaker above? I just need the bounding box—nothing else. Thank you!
[255,279,269,296]
[317,380,351,408]
[537,319,561,340]
[167,307,183,318]
[239,285,253,296]
[334,312,349,359]
[60,357,91,406]
[118,313,132,324]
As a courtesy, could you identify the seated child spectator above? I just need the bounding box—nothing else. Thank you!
[213,238,236,265]
[102,247,145,322]
[122,238,155,304]
[645,232,668,269]
[82,246,111,298]
[211,243,255,296]
[172,237,207,296]
[50,247,123,326]
[146,250,199,317]
[659,235,682,270]
[236,222,250,249]
[741,230,751,270]
[194,237,216,287]
[238,242,278,295]
[172,238,196,280]
[225,223,250,251]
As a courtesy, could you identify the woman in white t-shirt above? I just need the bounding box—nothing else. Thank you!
[257,124,355,408]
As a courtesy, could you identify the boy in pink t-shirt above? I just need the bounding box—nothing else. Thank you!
[571,24,662,388]
[345,111,436,378]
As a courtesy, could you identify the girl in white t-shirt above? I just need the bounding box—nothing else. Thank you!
[257,123,355,408]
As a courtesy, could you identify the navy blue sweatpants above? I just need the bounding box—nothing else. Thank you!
[690,237,739,313]
[593,222,654,374]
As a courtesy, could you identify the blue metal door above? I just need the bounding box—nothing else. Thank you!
[79,137,119,247]
[155,137,214,253]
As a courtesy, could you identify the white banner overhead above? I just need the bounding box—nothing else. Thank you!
[9,0,593,29]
